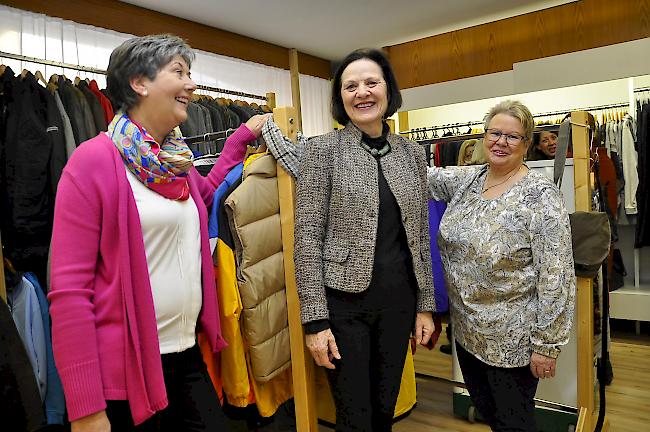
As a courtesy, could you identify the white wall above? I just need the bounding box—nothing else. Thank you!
[406,77,641,130]
[399,37,650,128]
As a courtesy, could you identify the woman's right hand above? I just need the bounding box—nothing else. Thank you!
[244,113,272,138]
[71,410,110,432]
[305,328,341,369]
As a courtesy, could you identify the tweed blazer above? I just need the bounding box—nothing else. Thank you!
[294,124,435,324]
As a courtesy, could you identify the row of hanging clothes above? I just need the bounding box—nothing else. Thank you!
[402,126,485,168]
[0,64,115,286]
[180,93,272,157]
[2,259,66,430]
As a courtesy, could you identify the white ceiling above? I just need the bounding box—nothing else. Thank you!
[122,0,577,61]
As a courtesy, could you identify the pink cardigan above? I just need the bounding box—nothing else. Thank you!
[48,125,255,424]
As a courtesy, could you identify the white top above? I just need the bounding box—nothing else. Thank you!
[126,169,202,354]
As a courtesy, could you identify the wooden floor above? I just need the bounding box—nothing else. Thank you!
[319,324,650,432]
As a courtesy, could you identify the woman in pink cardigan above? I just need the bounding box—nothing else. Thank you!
[49,34,270,432]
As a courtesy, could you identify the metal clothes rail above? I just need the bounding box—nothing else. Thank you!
[0,50,267,101]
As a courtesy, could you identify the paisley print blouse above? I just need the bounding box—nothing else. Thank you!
[428,164,575,367]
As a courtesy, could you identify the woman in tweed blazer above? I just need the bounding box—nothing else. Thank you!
[294,49,436,432]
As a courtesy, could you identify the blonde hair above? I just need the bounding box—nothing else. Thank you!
[483,100,534,144]
[458,139,479,166]
[470,139,487,164]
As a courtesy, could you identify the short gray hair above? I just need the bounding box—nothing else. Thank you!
[107,34,195,112]
[483,100,535,144]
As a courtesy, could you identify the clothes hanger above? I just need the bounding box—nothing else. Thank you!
[34,70,47,86]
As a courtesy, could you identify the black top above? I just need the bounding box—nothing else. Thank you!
[304,124,416,334]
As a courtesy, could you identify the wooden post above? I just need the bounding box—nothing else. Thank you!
[398,111,410,133]
[0,231,6,303]
[274,106,317,431]
[266,92,276,110]
[572,111,596,431]
[288,49,303,132]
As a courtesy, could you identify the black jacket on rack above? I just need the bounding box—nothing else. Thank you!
[78,80,107,132]
[636,103,650,247]
[57,76,92,144]
[1,70,61,283]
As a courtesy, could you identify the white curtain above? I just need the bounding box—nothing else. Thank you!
[0,4,331,136]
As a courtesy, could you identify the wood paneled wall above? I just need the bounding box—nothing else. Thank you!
[384,0,650,89]
[1,0,331,79]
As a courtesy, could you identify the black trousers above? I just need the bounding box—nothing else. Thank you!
[105,344,230,431]
[325,288,416,432]
[456,342,539,432]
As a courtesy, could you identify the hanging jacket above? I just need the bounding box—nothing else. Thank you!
[225,153,291,382]
[2,70,53,282]
[7,275,47,400]
[210,173,293,416]
[0,298,45,431]
[88,80,115,126]
[428,200,448,313]
[77,80,107,132]
[24,272,66,425]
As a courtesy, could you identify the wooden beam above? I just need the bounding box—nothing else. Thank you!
[572,111,595,431]
[1,0,331,79]
[275,106,318,431]
[289,49,303,132]
[385,0,650,89]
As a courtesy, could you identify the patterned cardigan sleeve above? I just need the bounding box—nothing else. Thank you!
[529,183,576,358]
[427,165,483,202]
[294,134,334,324]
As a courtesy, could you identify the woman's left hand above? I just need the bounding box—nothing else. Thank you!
[244,113,272,138]
[414,311,434,346]
[530,352,557,379]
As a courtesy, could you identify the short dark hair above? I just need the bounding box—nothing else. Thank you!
[107,34,195,112]
[331,48,402,125]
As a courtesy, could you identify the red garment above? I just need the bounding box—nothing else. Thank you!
[89,79,115,126]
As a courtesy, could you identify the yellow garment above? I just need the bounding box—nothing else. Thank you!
[214,238,250,407]
[316,343,417,423]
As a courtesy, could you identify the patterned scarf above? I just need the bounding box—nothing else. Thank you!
[108,112,194,200]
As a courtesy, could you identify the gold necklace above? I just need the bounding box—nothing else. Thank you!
[482,165,523,193]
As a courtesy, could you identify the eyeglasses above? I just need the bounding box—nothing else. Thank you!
[342,78,384,93]
[485,129,526,146]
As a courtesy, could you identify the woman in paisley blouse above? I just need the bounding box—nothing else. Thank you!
[427,100,575,432]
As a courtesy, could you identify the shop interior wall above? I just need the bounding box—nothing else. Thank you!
[0,0,331,79]
[385,0,650,90]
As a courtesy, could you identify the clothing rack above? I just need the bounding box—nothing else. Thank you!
[0,50,106,74]
[634,86,650,93]
[400,102,631,140]
[184,128,238,144]
[0,50,268,101]
[412,123,561,145]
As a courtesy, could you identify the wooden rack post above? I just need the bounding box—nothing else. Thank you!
[572,111,609,431]
[275,106,318,431]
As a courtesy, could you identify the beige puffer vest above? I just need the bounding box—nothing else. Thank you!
[225,153,290,382]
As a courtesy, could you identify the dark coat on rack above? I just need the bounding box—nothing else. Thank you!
[77,80,107,132]
[636,103,650,247]
[57,77,92,144]
[1,70,57,283]
[0,296,46,431]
